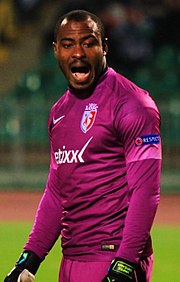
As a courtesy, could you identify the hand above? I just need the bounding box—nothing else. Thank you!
[4,250,41,282]
[102,274,132,282]
[18,269,35,282]
[102,258,135,282]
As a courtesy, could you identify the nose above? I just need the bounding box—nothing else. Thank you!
[72,44,86,59]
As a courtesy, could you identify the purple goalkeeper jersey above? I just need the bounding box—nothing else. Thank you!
[25,67,162,264]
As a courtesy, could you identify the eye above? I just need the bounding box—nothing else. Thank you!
[83,41,94,48]
[85,43,93,47]
[61,40,74,49]
[63,43,73,49]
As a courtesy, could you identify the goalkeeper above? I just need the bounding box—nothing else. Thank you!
[4,9,162,282]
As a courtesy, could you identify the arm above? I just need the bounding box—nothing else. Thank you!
[25,106,63,258]
[103,96,162,281]
[116,158,161,262]
[4,165,63,282]
[4,114,63,280]
[24,166,63,259]
[102,159,161,282]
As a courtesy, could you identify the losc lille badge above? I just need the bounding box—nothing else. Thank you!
[81,103,98,133]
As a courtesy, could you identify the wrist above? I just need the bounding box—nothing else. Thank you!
[16,250,42,275]
[4,250,42,281]
[102,258,135,282]
[109,258,135,280]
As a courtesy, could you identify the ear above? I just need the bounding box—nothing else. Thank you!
[103,37,108,56]
[52,41,58,58]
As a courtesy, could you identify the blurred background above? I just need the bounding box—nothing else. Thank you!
[0,0,179,193]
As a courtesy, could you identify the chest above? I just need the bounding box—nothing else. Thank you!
[50,91,125,168]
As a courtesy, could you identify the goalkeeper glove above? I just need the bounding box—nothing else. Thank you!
[102,258,135,282]
[4,250,41,282]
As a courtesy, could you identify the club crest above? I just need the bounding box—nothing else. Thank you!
[81,103,98,133]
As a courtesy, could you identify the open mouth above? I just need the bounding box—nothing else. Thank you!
[71,66,90,82]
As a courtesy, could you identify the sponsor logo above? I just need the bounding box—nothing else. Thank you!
[101,244,116,251]
[81,103,98,133]
[53,115,65,125]
[112,260,134,279]
[135,134,160,146]
[54,137,93,164]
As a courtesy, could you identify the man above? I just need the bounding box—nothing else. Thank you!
[4,9,162,282]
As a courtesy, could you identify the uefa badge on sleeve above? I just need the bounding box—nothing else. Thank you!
[134,134,160,146]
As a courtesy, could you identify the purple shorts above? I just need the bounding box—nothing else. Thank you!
[59,255,154,282]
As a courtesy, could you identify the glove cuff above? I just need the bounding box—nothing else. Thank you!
[109,258,135,280]
[16,250,42,275]
[4,251,41,281]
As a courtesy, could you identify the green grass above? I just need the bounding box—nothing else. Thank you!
[152,226,180,281]
[1,223,180,281]
[0,223,61,282]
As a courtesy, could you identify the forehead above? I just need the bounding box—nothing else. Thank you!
[57,18,100,39]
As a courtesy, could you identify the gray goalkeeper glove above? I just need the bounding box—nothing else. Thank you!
[4,250,41,282]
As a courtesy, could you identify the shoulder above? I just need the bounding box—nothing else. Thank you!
[105,68,159,116]
[51,90,68,112]
[48,91,68,131]
[104,68,152,104]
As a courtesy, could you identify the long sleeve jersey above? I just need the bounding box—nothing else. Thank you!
[25,67,162,264]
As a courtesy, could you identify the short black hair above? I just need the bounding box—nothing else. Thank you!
[54,9,105,42]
